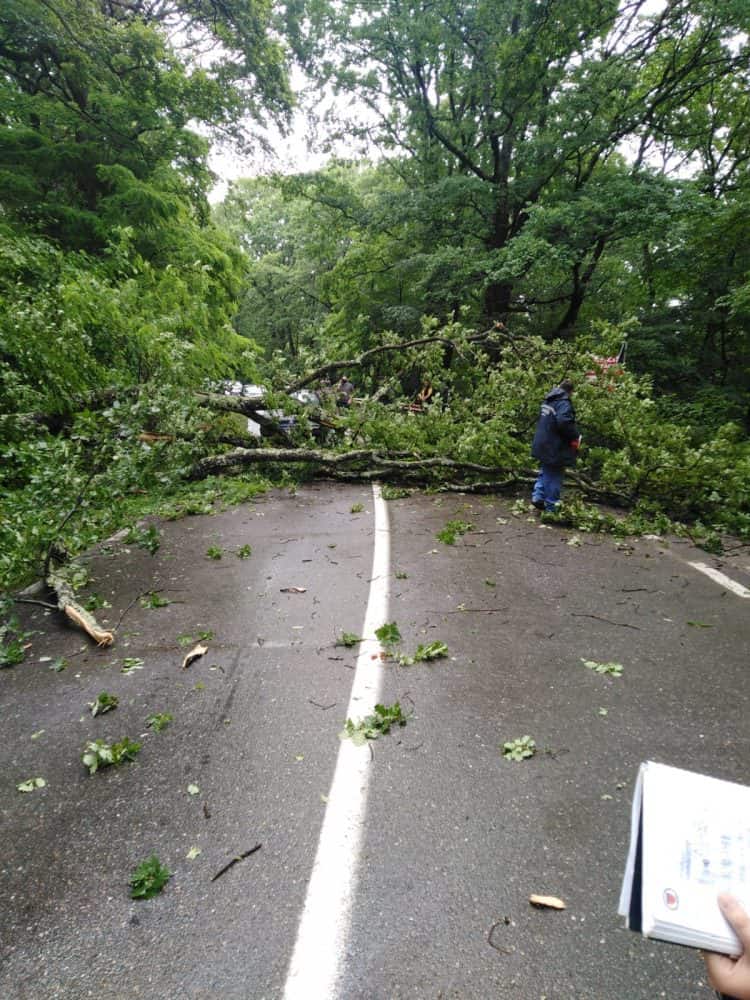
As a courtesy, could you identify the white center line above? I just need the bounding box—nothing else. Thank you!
[688,561,750,599]
[283,484,390,1000]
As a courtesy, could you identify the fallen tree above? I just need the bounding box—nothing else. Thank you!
[3,323,748,620]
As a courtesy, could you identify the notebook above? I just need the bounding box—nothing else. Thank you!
[618,760,750,954]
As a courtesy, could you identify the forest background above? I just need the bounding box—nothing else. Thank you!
[1,0,750,604]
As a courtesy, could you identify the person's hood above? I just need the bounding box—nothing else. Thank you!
[544,387,569,402]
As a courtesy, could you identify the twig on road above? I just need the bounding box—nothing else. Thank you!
[211,844,262,882]
[487,919,513,955]
[570,613,641,630]
[309,698,337,710]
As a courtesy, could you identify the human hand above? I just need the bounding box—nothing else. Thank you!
[703,894,750,999]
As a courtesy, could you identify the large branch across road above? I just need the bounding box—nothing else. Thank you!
[285,328,501,392]
[190,446,514,481]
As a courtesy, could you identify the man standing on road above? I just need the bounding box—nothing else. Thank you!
[531,378,581,513]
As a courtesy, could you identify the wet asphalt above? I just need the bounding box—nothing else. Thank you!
[1,483,749,1000]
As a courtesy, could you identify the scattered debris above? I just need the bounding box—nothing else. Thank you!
[130,855,171,899]
[398,640,448,666]
[16,777,46,792]
[182,643,208,669]
[487,918,514,954]
[82,737,141,774]
[571,612,640,630]
[529,894,566,910]
[280,586,307,593]
[581,658,623,677]
[139,592,171,610]
[89,691,119,716]
[437,519,474,545]
[187,783,200,795]
[47,566,114,647]
[502,735,536,761]
[210,843,262,882]
[340,702,409,745]
[335,632,363,648]
[146,712,173,732]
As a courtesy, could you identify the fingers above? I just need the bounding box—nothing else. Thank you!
[719,894,750,951]
[703,950,736,991]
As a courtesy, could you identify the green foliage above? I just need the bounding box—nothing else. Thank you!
[581,658,624,678]
[350,503,364,513]
[336,632,363,648]
[16,777,46,793]
[129,855,172,900]
[140,592,171,610]
[206,546,223,560]
[502,736,537,762]
[436,521,474,545]
[236,545,252,559]
[121,657,145,675]
[339,702,408,745]
[375,622,401,648]
[398,641,449,666]
[89,692,119,717]
[126,526,162,556]
[146,712,173,732]
[0,605,32,668]
[82,737,141,774]
[381,485,411,500]
[84,593,111,612]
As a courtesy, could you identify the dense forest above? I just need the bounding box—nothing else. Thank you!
[2,0,750,601]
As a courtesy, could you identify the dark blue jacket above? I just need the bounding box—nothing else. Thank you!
[531,387,580,467]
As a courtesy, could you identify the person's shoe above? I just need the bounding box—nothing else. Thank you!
[531,498,545,511]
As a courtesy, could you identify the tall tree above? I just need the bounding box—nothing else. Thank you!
[300,0,750,328]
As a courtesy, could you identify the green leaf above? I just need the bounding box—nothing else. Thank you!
[580,658,623,677]
[130,855,171,900]
[89,691,119,716]
[17,777,46,792]
[121,657,144,674]
[236,544,252,559]
[206,546,223,560]
[82,737,140,775]
[335,632,363,648]
[146,712,173,732]
[375,621,401,647]
[502,735,536,761]
[686,620,714,628]
[350,502,364,513]
[339,701,409,743]
[187,783,200,795]
[140,592,171,609]
[436,520,474,545]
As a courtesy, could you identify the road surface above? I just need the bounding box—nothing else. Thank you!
[2,483,750,999]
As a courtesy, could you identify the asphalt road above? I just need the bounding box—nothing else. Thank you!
[2,483,749,1000]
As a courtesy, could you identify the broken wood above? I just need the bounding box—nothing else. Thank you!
[529,894,566,910]
[47,567,114,647]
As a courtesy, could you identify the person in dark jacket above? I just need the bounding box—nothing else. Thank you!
[530,379,581,512]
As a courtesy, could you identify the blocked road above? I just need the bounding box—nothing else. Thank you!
[2,484,749,999]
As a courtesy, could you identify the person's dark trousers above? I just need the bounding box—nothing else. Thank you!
[532,465,564,511]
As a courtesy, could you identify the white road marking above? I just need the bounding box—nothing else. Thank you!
[688,561,750,599]
[283,484,390,999]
